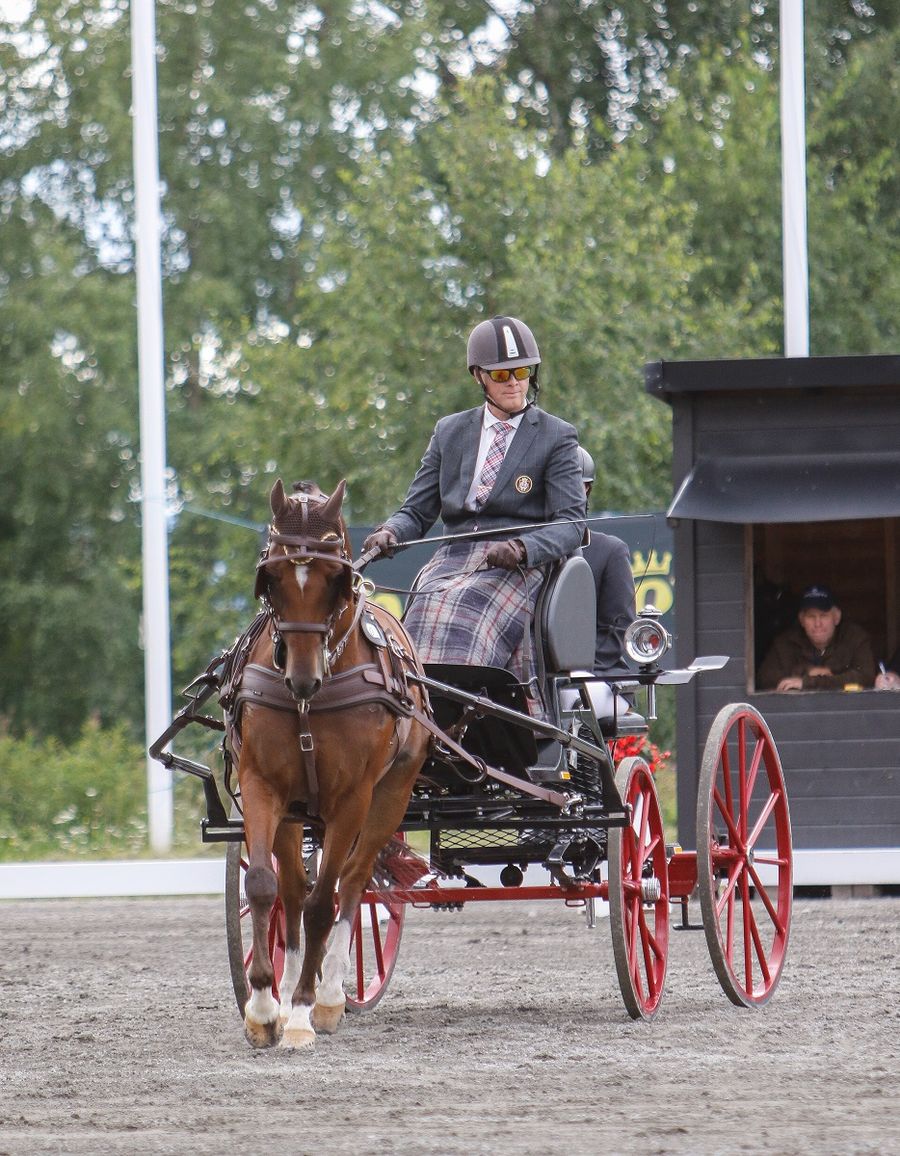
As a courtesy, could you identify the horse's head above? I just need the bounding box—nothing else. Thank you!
[255,478,354,702]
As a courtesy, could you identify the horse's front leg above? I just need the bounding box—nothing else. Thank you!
[241,786,283,1049]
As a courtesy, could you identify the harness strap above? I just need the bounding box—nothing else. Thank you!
[297,703,320,817]
[275,621,330,634]
[405,704,574,810]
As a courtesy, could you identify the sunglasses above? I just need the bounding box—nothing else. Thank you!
[486,366,534,383]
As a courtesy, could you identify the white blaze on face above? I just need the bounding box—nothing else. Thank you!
[293,564,309,593]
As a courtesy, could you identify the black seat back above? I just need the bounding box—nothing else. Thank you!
[535,554,596,675]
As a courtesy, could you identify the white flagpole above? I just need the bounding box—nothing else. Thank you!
[131,0,173,851]
[780,0,810,357]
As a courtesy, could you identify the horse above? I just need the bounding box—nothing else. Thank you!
[234,478,430,1049]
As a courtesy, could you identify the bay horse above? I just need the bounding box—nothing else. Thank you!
[235,478,430,1049]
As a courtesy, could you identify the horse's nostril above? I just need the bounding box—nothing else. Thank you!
[286,675,322,702]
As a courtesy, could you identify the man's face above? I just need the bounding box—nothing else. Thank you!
[478,368,531,415]
[799,606,841,649]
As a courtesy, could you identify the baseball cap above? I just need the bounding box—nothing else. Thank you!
[799,584,835,611]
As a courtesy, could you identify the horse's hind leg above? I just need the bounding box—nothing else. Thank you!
[316,757,424,1032]
[274,822,307,1027]
[283,798,371,1046]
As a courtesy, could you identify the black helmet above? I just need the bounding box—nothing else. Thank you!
[466,316,541,374]
[577,446,595,484]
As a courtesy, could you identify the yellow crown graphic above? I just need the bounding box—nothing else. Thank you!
[632,549,673,578]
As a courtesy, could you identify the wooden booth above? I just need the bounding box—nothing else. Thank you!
[646,354,900,886]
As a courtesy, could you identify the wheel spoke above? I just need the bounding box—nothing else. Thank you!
[720,742,733,813]
[746,859,788,934]
[738,718,748,843]
[748,902,772,988]
[711,785,745,853]
[353,909,365,997]
[715,858,742,919]
[745,733,766,798]
[367,899,386,978]
[639,915,655,997]
[741,871,754,992]
[745,789,780,852]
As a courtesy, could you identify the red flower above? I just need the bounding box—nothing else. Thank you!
[608,734,671,775]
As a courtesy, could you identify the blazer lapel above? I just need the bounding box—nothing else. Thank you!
[493,407,538,491]
[458,408,483,495]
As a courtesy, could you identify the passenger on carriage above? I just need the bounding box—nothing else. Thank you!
[362,315,585,714]
[561,446,637,721]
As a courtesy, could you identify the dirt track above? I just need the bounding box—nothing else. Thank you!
[1,894,898,1155]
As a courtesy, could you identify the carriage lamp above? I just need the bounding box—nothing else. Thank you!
[624,607,672,668]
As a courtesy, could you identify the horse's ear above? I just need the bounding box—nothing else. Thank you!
[319,479,346,523]
[270,478,288,519]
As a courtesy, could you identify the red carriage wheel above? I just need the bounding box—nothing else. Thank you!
[607,757,670,1020]
[697,703,793,1007]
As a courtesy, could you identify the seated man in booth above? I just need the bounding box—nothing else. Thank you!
[757,584,877,692]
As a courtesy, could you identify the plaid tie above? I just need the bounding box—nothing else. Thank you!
[474,421,513,509]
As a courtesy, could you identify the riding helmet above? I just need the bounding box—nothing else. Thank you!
[577,446,595,484]
[466,316,541,374]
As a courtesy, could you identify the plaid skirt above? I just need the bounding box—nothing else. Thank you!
[402,541,546,700]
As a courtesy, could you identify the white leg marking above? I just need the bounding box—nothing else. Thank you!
[245,985,279,1025]
[281,1002,316,1049]
[319,919,352,1007]
[279,947,303,1022]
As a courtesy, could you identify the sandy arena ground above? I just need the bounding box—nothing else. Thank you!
[0,893,898,1155]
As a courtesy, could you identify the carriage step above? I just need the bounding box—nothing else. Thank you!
[201,819,245,843]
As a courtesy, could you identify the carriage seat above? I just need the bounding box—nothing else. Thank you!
[534,554,597,675]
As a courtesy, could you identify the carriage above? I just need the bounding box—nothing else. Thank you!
[150,480,793,1040]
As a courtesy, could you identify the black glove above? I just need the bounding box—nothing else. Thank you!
[484,539,526,570]
[361,526,399,558]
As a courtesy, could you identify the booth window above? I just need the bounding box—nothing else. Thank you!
[751,518,899,692]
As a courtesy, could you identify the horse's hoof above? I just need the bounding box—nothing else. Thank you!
[244,1014,283,1050]
[281,1025,316,1050]
[312,1000,346,1034]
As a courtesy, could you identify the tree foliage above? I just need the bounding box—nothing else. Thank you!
[0,1,897,741]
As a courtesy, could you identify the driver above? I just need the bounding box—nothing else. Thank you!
[362,315,585,714]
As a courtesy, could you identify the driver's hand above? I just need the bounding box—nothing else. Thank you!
[484,539,526,570]
[361,527,399,558]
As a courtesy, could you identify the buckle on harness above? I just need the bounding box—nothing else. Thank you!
[299,732,314,752]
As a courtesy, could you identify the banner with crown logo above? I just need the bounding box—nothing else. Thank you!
[351,513,675,636]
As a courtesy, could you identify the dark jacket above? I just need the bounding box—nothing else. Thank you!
[757,620,877,690]
[383,405,585,567]
[581,531,635,673]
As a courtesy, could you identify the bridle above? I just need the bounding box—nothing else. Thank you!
[255,492,369,682]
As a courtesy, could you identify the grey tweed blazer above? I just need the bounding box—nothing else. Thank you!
[384,404,585,567]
